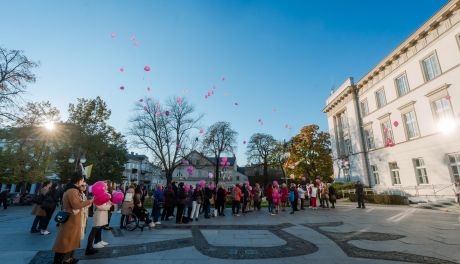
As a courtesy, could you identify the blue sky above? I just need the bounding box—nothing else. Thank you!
[1,0,448,165]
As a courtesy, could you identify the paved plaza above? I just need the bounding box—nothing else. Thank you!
[0,203,459,264]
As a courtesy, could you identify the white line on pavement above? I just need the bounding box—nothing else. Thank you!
[365,208,375,213]
[387,208,417,223]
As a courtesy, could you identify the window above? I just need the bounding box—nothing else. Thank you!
[448,153,460,182]
[337,111,351,156]
[395,73,410,97]
[432,97,453,121]
[381,120,394,146]
[403,110,420,139]
[360,99,369,117]
[421,52,441,81]
[371,165,380,185]
[389,162,401,185]
[364,126,375,150]
[375,88,387,108]
[413,158,429,184]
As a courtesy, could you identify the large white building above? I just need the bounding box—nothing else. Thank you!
[323,0,460,198]
[123,152,164,189]
[172,151,248,187]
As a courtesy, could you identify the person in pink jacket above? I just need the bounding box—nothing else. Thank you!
[272,185,281,215]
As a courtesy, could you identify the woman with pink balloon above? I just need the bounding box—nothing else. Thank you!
[85,181,111,256]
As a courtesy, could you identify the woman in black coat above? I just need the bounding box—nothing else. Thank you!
[40,183,60,235]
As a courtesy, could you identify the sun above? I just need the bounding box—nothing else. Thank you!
[44,120,55,131]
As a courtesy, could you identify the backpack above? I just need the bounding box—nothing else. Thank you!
[289,191,295,202]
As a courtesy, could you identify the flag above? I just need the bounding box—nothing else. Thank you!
[84,164,93,179]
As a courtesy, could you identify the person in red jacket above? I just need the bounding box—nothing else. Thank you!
[265,184,273,213]
[232,184,242,216]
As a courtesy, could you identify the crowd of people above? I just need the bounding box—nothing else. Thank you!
[23,173,342,264]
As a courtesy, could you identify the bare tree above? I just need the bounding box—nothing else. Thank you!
[0,46,39,123]
[246,133,277,185]
[201,121,238,185]
[130,97,202,183]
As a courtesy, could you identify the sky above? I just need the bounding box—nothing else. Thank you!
[1,0,449,166]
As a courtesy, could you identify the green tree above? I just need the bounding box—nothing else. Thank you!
[57,97,127,183]
[286,125,333,183]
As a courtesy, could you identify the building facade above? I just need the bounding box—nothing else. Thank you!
[323,0,460,198]
[172,151,248,187]
[122,152,164,189]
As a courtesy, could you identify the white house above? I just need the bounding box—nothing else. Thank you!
[323,0,460,199]
[123,152,164,189]
[172,151,248,187]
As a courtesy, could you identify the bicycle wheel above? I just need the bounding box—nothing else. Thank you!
[125,214,139,231]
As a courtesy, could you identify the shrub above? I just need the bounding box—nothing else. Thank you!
[349,194,408,205]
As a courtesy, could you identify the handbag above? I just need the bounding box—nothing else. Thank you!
[54,211,71,223]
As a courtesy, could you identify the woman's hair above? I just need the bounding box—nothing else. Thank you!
[70,172,84,184]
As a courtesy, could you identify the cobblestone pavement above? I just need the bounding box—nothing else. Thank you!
[0,203,459,264]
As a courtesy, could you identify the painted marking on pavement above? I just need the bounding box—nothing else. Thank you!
[387,208,417,223]
[365,208,375,213]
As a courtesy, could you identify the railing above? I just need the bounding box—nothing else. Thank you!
[340,184,456,198]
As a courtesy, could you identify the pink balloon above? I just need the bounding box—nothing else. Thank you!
[147,97,152,101]
[155,111,161,116]
[226,162,230,166]
[209,183,215,190]
[111,191,124,204]
[199,129,204,134]
[110,32,116,38]
[315,179,321,185]
[92,181,107,196]
[144,66,151,72]
[393,121,399,127]
[383,128,389,133]
[133,42,139,46]
[199,180,206,187]
[119,86,125,90]
[131,34,136,40]
[177,97,183,103]
[273,181,279,187]
[208,92,211,96]
[119,67,124,72]
[144,106,148,111]
[184,184,190,192]
[222,157,228,163]
[221,76,225,81]
[208,172,214,179]
[176,144,181,149]
[155,103,161,108]
[94,193,111,206]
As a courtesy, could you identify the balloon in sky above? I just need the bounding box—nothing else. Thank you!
[144,106,148,111]
[165,111,170,116]
[111,32,116,38]
[205,95,208,99]
[131,34,136,40]
[134,42,139,46]
[243,140,247,144]
[139,99,144,103]
[176,144,181,149]
[147,97,152,101]
[221,76,225,81]
[155,111,161,116]
[119,86,125,90]
[177,97,183,103]
[213,85,217,90]
[147,86,151,92]
[199,129,204,134]
[234,102,238,106]
[144,66,151,72]
[119,67,124,72]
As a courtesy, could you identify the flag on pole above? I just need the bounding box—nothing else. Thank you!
[84,164,93,179]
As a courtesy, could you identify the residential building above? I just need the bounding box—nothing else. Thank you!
[122,152,164,189]
[323,0,460,198]
[172,151,248,187]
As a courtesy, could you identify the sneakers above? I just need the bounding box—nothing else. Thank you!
[93,242,104,249]
[99,241,109,246]
[40,230,51,235]
[149,222,155,228]
[154,221,161,225]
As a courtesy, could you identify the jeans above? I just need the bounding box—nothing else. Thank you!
[216,200,225,215]
[300,198,305,209]
[40,208,55,230]
[190,201,201,219]
[161,205,174,221]
[86,227,102,250]
[176,204,185,223]
[267,198,273,213]
[1,198,7,209]
[232,200,240,214]
[31,216,40,231]
[357,194,365,208]
[152,201,161,222]
[203,199,210,217]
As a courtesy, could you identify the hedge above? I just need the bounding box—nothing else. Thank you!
[348,193,409,205]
